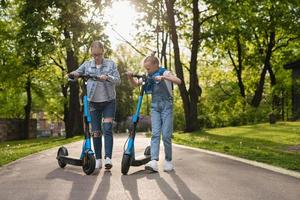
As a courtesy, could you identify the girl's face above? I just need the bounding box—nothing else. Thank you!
[144,61,159,74]
[91,47,104,64]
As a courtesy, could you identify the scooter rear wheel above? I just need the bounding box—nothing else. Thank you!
[121,154,131,175]
[144,146,151,156]
[82,151,95,175]
[57,147,68,168]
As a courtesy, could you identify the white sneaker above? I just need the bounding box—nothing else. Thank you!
[105,157,112,169]
[163,160,174,172]
[93,159,102,174]
[145,160,158,172]
[95,159,102,169]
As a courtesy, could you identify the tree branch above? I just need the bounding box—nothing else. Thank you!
[50,56,65,71]
[252,29,264,55]
[111,26,146,56]
[228,50,238,72]
[217,82,232,97]
[200,13,219,26]
[272,36,300,52]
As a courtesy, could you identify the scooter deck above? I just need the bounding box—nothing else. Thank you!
[57,155,83,166]
[131,155,151,166]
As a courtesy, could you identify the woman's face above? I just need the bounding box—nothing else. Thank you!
[144,61,158,74]
[91,47,104,64]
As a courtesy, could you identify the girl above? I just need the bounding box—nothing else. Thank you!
[127,53,181,172]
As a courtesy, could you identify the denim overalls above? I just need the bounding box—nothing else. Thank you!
[149,74,173,161]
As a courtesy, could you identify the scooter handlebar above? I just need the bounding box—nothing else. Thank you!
[68,74,109,82]
[132,74,146,80]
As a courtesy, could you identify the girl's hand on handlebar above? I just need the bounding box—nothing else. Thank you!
[154,75,164,81]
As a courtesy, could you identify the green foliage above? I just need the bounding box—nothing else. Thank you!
[0,87,26,118]
[114,61,134,123]
[173,89,185,130]
[0,0,112,123]
[196,0,300,127]
[17,0,55,69]
[31,65,65,120]
[197,53,292,128]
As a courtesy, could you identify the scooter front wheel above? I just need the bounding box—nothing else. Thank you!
[82,151,95,175]
[57,147,68,168]
[121,154,131,175]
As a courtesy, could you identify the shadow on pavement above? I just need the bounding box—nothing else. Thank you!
[121,169,201,200]
[90,170,111,200]
[169,171,201,200]
[121,170,147,200]
[46,167,98,200]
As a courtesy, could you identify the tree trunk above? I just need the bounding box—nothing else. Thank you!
[188,0,202,130]
[165,0,201,131]
[228,33,245,98]
[236,34,245,98]
[161,32,168,69]
[64,29,83,138]
[23,76,32,139]
[165,0,190,131]
[251,65,268,107]
[251,31,275,107]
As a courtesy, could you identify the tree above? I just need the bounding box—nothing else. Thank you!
[130,0,171,69]
[165,0,218,131]
[131,0,217,131]
[1,0,112,138]
[49,0,111,137]
[205,0,300,115]
[16,0,55,139]
[0,1,24,118]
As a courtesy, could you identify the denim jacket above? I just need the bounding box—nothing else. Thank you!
[75,59,121,102]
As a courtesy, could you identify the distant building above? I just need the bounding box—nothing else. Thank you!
[35,112,65,137]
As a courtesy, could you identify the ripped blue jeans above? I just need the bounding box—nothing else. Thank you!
[89,100,115,159]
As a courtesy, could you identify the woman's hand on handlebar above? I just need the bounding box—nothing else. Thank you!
[68,72,80,79]
[98,74,108,81]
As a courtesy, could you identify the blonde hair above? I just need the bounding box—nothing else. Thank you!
[144,51,159,67]
[90,41,104,50]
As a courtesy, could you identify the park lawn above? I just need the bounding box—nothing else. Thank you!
[0,136,82,167]
[173,122,300,171]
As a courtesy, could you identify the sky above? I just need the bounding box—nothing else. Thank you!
[103,1,139,49]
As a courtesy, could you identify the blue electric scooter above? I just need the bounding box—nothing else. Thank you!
[56,74,98,175]
[121,75,151,175]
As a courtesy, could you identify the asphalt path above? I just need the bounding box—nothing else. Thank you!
[0,134,299,200]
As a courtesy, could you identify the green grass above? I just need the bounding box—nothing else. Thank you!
[173,122,300,171]
[0,136,82,167]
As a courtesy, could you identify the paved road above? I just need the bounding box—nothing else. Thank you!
[0,134,299,200]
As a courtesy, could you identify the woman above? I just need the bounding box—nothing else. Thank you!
[69,41,120,171]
